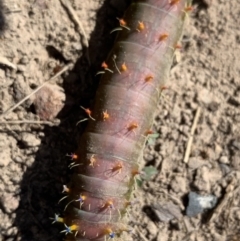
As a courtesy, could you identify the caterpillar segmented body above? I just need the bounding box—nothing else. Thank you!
[54,0,191,240]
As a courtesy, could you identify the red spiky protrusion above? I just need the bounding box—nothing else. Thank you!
[144,74,154,83]
[117,18,131,30]
[145,129,154,136]
[160,86,168,91]
[174,43,182,50]
[80,106,96,121]
[184,5,194,12]
[131,168,141,177]
[66,153,78,160]
[102,61,114,73]
[127,122,138,132]
[124,200,132,208]
[169,0,180,6]
[95,61,113,75]
[101,61,108,69]
[158,33,169,42]
[118,18,127,27]
[110,18,130,34]
[111,162,124,174]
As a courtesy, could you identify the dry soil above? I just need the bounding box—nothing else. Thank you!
[0,0,240,241]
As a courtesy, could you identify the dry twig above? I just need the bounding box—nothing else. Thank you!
[59,0,88,48]
[135,227,149,241]
[0,120,59,126]
[0,56,17,69]
[183,107,201,163]
[208,179,238,224]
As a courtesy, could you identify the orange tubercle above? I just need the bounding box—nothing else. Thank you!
[111,162,123,174]
[82,107,91,116]
[103,200,114,209]
[67,153,78,160]
[101,61,108,69]
[102,110,110,121]
[69,224,79,231]
[80,106,95,121]
[174,44,182,49]
[121,62,127,72]
[169,0,180,6]
[145,129,154,135]
[160,86,168,91]
[158,33,169,42]
[125,200,132,207]
[144,74,154,83]
[79,194,86,202]
[127,122,138,132]
[104,227,115,238]
[118,18,127,27]
[185,6,194,12]
[137,21,145,31]
[131,169,141,177]
[89,154,96,167]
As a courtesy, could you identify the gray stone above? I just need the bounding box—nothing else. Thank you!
[151,202,183,222]
[186,192,218,217]
[232,139,240,150]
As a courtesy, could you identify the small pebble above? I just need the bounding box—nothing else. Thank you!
[19,56,29,65]
[232,138,240,150]
[0,193,19,213]
[33,83,66,120]
[219,156,229,164]
[219,163,231,175]
[21,133,41,147]
[186,192,217,217]
[0,148,11,167]
[146,221,158,237]
[0,135,16,167]
[231,154,240,170]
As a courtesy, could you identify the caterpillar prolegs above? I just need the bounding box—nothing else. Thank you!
[53,0,191,240]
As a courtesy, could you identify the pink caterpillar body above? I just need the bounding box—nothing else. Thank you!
[54,0,191,240]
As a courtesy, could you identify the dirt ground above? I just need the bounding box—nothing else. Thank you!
[0,0,240,241]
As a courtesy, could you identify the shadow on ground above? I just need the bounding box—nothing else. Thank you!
[12,1,129,240]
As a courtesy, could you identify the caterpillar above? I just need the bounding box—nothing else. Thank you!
[53,0,191,240]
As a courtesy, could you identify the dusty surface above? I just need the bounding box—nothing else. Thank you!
[0,0,239,241]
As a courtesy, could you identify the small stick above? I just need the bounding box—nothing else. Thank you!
[135,227,149,241]
[59,0,88,48]
[112,55,121,74]
[0,56,17,69]
[0,120,59,126]
[208,180,237,224]
[3,1,21,13]
[158,189,185,211]
[183,107,201,163]
[0,63,71,119]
